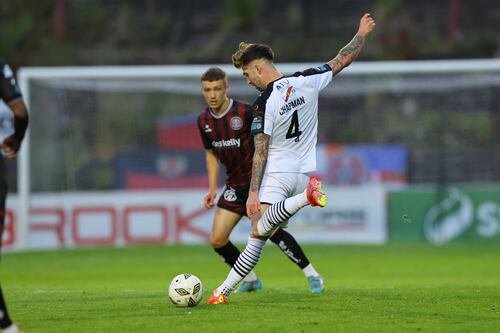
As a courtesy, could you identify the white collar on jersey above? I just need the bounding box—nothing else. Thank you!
[208,98,233,119]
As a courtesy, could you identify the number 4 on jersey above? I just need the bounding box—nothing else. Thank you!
[286,110,302,142]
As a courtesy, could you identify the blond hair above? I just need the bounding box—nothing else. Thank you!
[232,42,274,69]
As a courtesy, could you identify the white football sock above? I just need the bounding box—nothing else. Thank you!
[216,237,266,296]
[284,190,308,212]
[257,190,308,237]
[302,263,320,277]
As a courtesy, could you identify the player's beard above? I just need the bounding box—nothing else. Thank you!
[249,78,265,92]
[252,83,265,92]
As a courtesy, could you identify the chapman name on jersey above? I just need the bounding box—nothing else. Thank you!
[251,64,333,174]
[279,96,306,115]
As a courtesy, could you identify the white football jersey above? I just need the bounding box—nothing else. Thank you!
[251,64,333,173]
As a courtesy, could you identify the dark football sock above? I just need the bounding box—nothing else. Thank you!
[214,241,241,267]
[270,228,310,269]
[0,287,13,329]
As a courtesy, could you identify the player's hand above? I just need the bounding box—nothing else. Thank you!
[246,191,261,216]
[358,13,376,37]
[203,190,217,209]
[1,135,21,159]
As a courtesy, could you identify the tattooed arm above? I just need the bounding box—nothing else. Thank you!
[246,132,270,216]
[328,13,376,75]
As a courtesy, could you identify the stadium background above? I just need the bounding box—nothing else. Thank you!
[1,0,500,247]
[1,1,500,332]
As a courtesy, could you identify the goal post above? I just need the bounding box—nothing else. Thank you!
[14,58,500,251]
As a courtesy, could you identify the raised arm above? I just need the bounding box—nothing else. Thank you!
[327,13,376,76]
[246,132,270,216]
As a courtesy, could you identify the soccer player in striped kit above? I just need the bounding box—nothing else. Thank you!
[208,13,376,304]
[0,61,28,332]
[198,67,324,293]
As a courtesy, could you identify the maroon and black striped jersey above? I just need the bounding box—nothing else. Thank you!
[197,99,254,188]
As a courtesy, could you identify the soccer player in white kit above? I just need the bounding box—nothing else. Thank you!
[208,13,376,304]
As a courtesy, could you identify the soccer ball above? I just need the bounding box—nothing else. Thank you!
[168,273,204,307]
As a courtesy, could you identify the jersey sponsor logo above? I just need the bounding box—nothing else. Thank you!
[251,116,263,131]
[211,138,240,148]
[284,86,296,103]
[223,187,237,202]
[229,116,243,130]
[204,124,212,133]
[279,96,305,115]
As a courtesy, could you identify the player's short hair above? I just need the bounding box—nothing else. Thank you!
[232,42,274,69]
[201,67,227,82]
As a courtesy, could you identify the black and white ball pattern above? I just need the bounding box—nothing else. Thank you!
[168,274,203,307]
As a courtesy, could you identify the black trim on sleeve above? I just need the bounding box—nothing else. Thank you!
[292,64,332,78]
[250,86,273,135]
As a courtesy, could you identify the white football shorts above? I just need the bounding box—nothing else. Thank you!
[259,172,310,204]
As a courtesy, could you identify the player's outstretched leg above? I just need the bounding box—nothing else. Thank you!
[270,229,324,293]
[208,177,327,304]
[257,177,327,237]
[214,241,262,293]
[207,237,266,304]
[210,208,263,293]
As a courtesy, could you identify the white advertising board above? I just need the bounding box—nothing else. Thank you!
[2,187,386,251]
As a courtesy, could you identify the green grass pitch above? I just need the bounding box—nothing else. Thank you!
[2,244,500,332]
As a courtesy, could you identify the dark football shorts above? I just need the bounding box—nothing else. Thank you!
[216,185,249,217]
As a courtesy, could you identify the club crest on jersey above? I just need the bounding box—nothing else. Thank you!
[284,86,296,103]
[230,116,243,130]
[223,187,237,202]
[204,124,212,133]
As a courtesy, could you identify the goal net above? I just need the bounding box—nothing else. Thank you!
[8,59,500,250]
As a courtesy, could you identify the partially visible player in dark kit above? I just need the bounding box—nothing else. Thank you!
[0,61,29,333]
